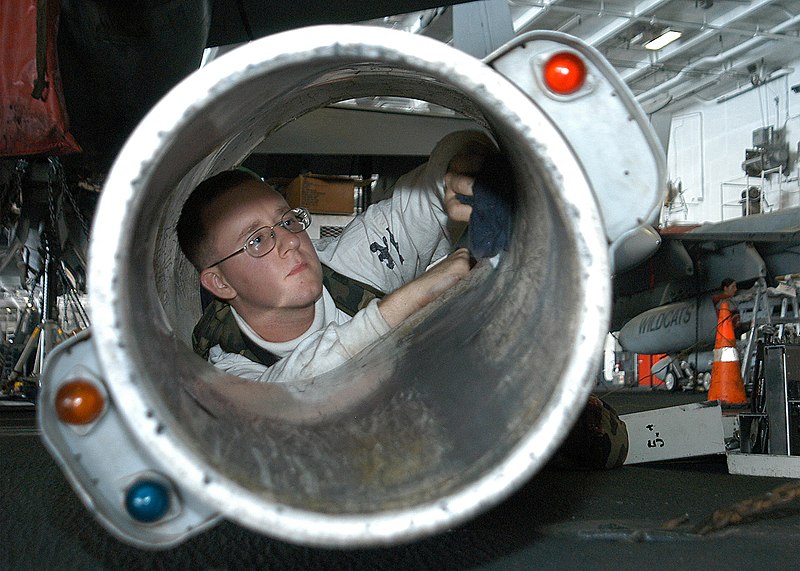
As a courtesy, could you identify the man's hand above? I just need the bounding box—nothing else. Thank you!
[378,248,472,328]
[447,149,514,259]
[444,145,487,223]
[444,172,476,223]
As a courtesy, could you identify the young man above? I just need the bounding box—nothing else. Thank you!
[177,130,493,383]
[177,130,628,469]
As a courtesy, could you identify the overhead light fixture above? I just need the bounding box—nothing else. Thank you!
[644,29,682,51]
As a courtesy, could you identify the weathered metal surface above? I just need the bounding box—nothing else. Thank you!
[38,25,664,548]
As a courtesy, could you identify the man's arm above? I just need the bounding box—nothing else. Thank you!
[210,249,472,383]
[377,248,472,328]
[316,130,495,293]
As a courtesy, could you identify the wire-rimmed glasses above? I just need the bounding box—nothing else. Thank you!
[205,207,311,269]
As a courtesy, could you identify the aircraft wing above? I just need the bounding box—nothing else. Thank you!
[669,206,800,243]
[612,206,800,334]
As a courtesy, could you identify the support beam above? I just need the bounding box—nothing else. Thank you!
[452,0,514,58]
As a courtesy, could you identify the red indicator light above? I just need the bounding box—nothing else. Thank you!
[543,51,587,95]
[55,380,105,425]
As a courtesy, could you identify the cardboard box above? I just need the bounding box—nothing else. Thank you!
[285,174,372,215]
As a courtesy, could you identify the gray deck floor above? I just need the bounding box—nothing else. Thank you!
[3,389,800,570]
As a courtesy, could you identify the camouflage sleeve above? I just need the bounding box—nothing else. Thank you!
[549,394,629,470]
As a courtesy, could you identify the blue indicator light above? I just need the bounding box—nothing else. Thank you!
[125,479,170,523]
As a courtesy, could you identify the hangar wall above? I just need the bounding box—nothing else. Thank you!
[665,56,800,225]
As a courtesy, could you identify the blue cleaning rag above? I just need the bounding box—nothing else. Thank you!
[456,153,514,258]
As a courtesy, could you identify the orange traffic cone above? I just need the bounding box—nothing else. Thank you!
[707,300,748,405]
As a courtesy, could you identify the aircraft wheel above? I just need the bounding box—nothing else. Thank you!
[701,372,712,391]
[664,371,679,392]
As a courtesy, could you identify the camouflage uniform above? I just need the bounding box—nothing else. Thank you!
[550,394,629,470]
[192,265,384,365]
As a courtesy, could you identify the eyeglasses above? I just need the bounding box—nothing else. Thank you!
[205,207,311,269]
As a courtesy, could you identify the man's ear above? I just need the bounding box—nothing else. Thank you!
[199,268,237,301]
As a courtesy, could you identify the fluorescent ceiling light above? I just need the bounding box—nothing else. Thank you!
[644,30,682,51]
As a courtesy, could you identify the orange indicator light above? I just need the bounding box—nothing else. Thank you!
[55,380,105,425]
[543,51,587,95]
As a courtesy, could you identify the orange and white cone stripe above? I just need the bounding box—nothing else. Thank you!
[707,300,747,405]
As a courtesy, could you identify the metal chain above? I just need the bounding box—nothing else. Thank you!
[12,159,26,209]
[0,159,27,227]
[58,263,90,328]
[45,158,62,259]
[665,480,800,534]
[690,480,800,535]
[54,158,92,238]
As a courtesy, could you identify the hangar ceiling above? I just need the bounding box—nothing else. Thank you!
[4,1,800,316]
[518,0,800,114]
[52,0,800,170]
[209,0,800,116]
[354,0,800,115]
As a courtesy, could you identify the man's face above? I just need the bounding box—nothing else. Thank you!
[724,282,738,297]
[201,181,323,316]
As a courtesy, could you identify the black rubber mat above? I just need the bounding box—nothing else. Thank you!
[3,390,800,570]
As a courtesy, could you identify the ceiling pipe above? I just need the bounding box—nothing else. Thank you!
[621,0,782,84]
[556,13,582,33]
[715,67,793,104]
[636,13,800,104]
[511,0,565,33]
[512,0,800,45]
[666,56,790,104]
[582,0,674,47]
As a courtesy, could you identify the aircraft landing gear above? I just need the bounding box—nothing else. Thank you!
[664,371,679,392]
[700,372,712,391]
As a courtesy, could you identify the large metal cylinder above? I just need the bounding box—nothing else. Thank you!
[88,25,610,547]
